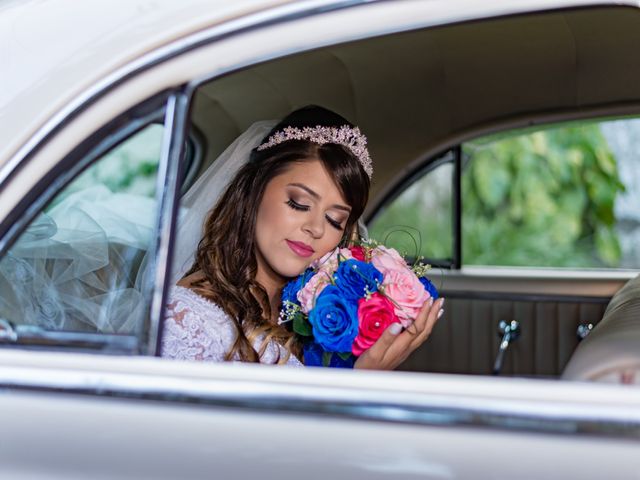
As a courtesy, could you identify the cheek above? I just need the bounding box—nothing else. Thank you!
[312,229,344,262]
[255,199,300,257]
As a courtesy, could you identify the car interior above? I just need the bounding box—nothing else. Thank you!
[2,4,640,384]
[185,5,640,381]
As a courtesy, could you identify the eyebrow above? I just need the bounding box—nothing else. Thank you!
[287,183,351,212]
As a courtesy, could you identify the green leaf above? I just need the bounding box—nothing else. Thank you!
[595,226,622,266]
[337,352,353,361]
[322,352,332,367]
[594,146,617,176]
[472,155,511,209]
[293,315,313,337]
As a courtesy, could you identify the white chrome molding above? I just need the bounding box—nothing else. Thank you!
[1,363,640,439]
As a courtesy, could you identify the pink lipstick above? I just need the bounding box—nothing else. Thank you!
[286,239,315,258]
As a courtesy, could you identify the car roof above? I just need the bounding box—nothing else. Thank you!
[0,0,290,166]
[1,0,635,177]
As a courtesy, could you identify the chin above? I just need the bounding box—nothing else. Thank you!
[273,259,312,279]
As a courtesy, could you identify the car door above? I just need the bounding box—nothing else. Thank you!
[368,118,640,378]
[1,1,640,479]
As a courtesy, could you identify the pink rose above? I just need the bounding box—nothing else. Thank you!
[370,246,407,275]
[381,268,430,327]
[297,270,333,314]
[300,247,354,314]
[352,293,400,356]
[311,247,352,270]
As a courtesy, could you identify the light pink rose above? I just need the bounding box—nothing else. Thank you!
[301,248,354,314]
[310,247,352,270]
[370,246,407,274]
[297,270,333,314]
[381,268,430,327]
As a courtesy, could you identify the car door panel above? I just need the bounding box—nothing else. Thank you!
[400,274,626,376]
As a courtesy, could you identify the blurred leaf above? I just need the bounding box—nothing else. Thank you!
[472,155,511,209]
[595,226,622,266]
[293,315,313,336]
[595,146,617,176]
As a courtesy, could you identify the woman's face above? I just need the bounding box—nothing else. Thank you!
[255,158,351,286]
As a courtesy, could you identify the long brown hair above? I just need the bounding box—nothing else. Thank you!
[184,106,370,363]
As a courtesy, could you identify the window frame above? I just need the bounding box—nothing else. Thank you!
[0,90,181,355]
[367,116,640,276]
[366,148,460,269]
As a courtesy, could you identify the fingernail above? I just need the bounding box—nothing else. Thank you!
[439,298,445,308]
[429,297,434,306]
[437,309,444,319]
[389,323,402,335]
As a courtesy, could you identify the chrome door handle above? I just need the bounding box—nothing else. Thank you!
[492,320,520,375]
[577,323,593,341]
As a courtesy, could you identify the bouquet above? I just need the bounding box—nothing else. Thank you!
[279,242,438,367]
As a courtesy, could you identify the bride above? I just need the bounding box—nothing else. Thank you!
[161,105,445,368]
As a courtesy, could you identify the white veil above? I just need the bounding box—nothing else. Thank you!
[0,120,277,334]
[170,120,277,284]
[0,117,369,335]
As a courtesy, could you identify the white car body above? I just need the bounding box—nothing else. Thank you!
[1,0,639,478]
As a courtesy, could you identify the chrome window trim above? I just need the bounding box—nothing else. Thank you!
[145,90,191,356]
[1,365,640,440]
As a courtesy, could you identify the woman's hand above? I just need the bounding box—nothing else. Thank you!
[354,297,445,370]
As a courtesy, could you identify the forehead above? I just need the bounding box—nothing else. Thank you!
[272,159,347,203]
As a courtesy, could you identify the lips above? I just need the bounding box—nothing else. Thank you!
[286,239,315,258]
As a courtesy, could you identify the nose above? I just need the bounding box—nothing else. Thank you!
[302,212,324,239]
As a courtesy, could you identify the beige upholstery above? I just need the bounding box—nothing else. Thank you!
[192,6,640,209]
[562,275,640,384]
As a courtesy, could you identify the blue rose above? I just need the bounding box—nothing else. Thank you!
[303,342,356,368]
[281,268,314,305]
[419,276,439,300]
[302,341,324,366]
[333,259,383,302]
[308,285,359,352]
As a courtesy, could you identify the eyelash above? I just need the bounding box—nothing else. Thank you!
[286,199,344,231]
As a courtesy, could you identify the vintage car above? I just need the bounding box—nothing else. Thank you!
[1,0,640,477]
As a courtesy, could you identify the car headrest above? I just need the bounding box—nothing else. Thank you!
[562,274,640,384]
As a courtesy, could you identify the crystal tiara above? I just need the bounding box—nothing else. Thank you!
[256,125,373,178]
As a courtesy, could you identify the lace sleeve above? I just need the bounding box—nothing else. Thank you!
[161,287,232,361]
[161,286,303,366]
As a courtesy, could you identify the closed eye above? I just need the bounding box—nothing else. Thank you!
[326,215,344,231]
[286,198,310,211]
[288,198,345,231]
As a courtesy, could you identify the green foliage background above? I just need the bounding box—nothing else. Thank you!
[369,164,453,261]
[46,124,162,214]
[370,122,626,268]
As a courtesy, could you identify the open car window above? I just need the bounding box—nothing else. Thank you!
[0,120,166,352]
[369,116,640,272]
[368,152,454,267]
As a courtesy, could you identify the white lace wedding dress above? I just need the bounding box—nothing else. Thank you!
[161,286,303,366]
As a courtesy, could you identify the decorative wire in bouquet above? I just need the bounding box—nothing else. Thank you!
[279,240,439,367]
